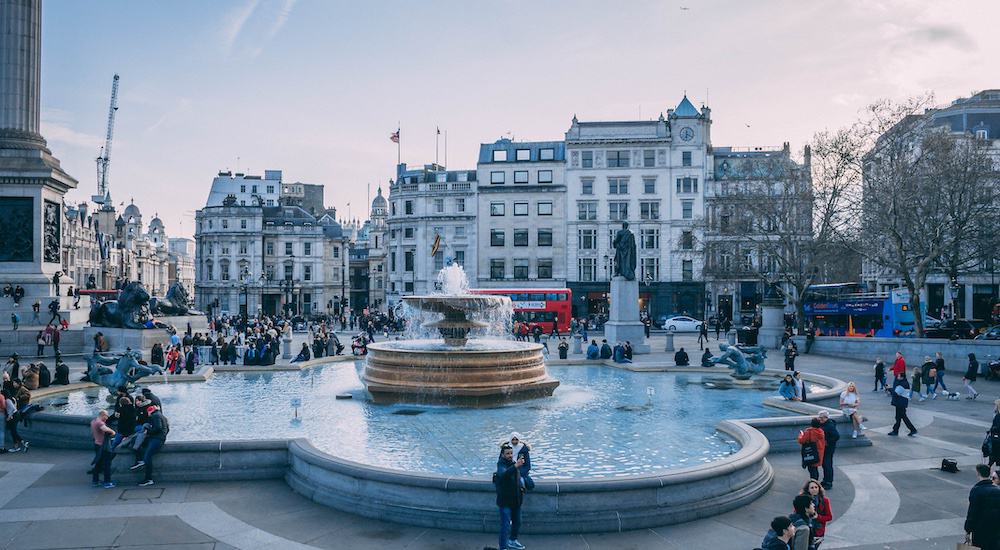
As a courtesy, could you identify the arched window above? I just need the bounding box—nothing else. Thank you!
[205,260,214,281]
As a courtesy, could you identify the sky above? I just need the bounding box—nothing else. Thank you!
[39,0,999,239]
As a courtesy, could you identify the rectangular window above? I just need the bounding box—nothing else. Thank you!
[641,228,659,250]
[285,242,293,255]
[404,250,414,271]
[643,178,656,194]
[640,201,659,220]
[266,242,274,255]
[304,242,312,256]
[240,219,247,229]
[642,258,659,282]
[491,171,505,185]
[434,198,444,213]
[455,198,465,212]
[454,250,465,265]
[266,199,274,206]
[514,202,528,216]
[538,170,553,184]
[334,247,340,258]
[516,149,530,161]
[577,201,597,220]
[682,231,694,250]
[222,219,229,229]
[682,200,694,219]
[404,200,413,215]
[578,229,597,249]
[267,185,274,194]
[513,229,528,246]
[644,149,656,168]
[491,259,505,280]
[676,176,699,193]
[513,259,529,280]
[283,264,293,280]
[609,201,629,221]
[682,151,692,167]
[240,185,246,193]
[405,282,414,292]
[514,170,529,184]
[239,242,247,255]
[581,178,594,195]
[304,265,312,281]
[491,202,505,216]
[537,229,553,246]
[434,251,444,271]
[578,258,596,282]
[607,150,630,168]
[491,230,505,246]
[537,202,553,215]
[609,177,628,194]
[454,226,466,237]
[492,150,507,162]
[537,259,553,279]
[404,227,414,238]
[390,252,396,271]
[682,260,693,281]
[539,148,555,161]
[251,185,257,193]
[581,151,593,168]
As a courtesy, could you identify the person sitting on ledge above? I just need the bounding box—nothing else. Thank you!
[701,348,713,367]
[586,339,600,360]
[674,347,690,366]
[292,342,311,364]
[779,374,800,401]
[613,342,631,364]
[624,341,633,360]
[599,339,613,360]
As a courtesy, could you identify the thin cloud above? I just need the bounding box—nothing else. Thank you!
[146,98,193,133]
[40,121,103,150]
[222,0,261,56]
[266,0,297,39]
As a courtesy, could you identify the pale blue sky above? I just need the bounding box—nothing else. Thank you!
[40,0,998,238]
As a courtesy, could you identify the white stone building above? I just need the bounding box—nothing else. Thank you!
[205,170,283,207]
[475,139,567,288]
[168,237,196,293]
[385,163,478,306]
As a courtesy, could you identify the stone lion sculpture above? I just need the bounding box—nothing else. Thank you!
[88,281,151,329]
[151,282,201,316]
[84,350,163,392]
[709,342,767,380]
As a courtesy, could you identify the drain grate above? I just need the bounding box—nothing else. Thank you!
[392,409,426,416]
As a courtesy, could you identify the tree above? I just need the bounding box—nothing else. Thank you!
[814,96,1000,336]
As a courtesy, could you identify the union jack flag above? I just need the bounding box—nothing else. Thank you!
[390,130,399,143]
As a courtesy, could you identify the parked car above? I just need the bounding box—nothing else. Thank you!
[975,325,1000,341]
[658,316,704,332]
[923,319,978,339]
[923,315,941,329]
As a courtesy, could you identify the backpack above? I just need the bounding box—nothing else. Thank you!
[801,440,819,468]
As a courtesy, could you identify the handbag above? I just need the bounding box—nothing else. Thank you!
[983,434,993,458]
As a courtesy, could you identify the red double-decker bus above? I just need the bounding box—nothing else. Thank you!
[469,288,572,333]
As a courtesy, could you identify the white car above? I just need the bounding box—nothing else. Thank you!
[660,316,703,332]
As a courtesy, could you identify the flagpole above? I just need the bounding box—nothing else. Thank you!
[435,126,440,167]
[396,122,401,167]
[444,130,448,168]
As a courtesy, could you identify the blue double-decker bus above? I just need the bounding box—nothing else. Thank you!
[802,283,922,337]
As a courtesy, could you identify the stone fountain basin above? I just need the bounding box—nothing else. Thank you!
[401,294,510,314]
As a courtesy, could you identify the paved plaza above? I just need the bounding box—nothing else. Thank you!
[0,333,992,549]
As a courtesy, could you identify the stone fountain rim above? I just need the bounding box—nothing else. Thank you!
[367,341,543,354]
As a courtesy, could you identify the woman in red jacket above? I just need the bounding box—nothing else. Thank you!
[797,417,826,481]
[800,478,833,543]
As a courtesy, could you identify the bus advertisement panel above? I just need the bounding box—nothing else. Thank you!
[469,289,572,333]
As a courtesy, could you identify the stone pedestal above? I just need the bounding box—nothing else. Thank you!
[571,334,582,355]
[83,326,172,361]
[282,336,292,359]
[604,277,650,354]
[664,331,675,352]
[758,302,786,350]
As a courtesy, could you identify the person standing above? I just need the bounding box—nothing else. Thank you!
[722,317,733,339]
[494,444,526,550]
[131,405,168,487]
[793,371,808,403]
[804,323,816,354]
[89,410,117,488]
[965,353,981,400]
[714,318,722,341]
[760,515,795,550]
[35,331,45,357]
[817,410,840,489]
[800,479,833,543]
[797,418,826,481]
[891,351,907,379]
[698,322,708,350]
[784,342,798,371]
[873,358,887,392]
[643,317,650,339]
[965,463,1000,550]
[9,312,18,331]
[987,400,1000,469]
[31,300,39,324]
[932,351,948,396]
[888,373,917,436]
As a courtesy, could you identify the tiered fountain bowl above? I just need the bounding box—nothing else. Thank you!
[362,295,559,406]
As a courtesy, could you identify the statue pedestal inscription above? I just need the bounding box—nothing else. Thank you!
[605,277,650,354]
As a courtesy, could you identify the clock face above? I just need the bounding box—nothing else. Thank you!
[679,127,695,141]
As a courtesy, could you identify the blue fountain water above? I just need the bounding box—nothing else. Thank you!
[39,363,784,479]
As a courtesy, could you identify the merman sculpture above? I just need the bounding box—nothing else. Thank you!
[709,343,767,380]
[85,350,163,391]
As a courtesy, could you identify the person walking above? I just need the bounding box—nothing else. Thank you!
[35,331,45,357]
[797,418,826,481]
[965,463,1000,550]
[760,516,795,550]
[839,382,864,438]
[804,323,816,354]
[891,351,907,378]
[911,366,924,403]
[714,318,722,340]
[932,351,948,396]
[89,410,117,488]
[494,444,526,550]
[965,353,981,400]
[873,358,888,392]
[722,317,733,339]
[817,410,840,489]
[888,373,917,436]
[921,356,937,399]
[698,323,708,350]
[10,312,18,331]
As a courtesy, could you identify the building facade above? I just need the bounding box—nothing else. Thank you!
[168,237,196,292]
[205,170,283,207]
[564,96,709,320]
[385,163,478,307]
[475,139,567,289]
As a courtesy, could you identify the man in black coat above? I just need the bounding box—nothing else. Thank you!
[599,339,613,359]
[495,444,526,550]
[889,373,917,436]
[966,463,1000,550]
[817,410,840,489]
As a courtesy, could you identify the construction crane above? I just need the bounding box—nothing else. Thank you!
[92,74,120,206]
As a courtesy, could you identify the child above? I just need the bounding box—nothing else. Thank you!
[911,367,924,402]
[874,358,887,392]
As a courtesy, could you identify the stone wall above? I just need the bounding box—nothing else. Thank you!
[791,336,1000,370]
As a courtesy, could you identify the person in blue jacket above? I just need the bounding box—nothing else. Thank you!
[586,340,600,360]
[778,374,799,400]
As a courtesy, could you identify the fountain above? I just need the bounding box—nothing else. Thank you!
[362,265,559,405]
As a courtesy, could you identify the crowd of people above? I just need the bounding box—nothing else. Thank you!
[88,386,169,488]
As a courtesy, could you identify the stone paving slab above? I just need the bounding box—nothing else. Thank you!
[6,518,129,550]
